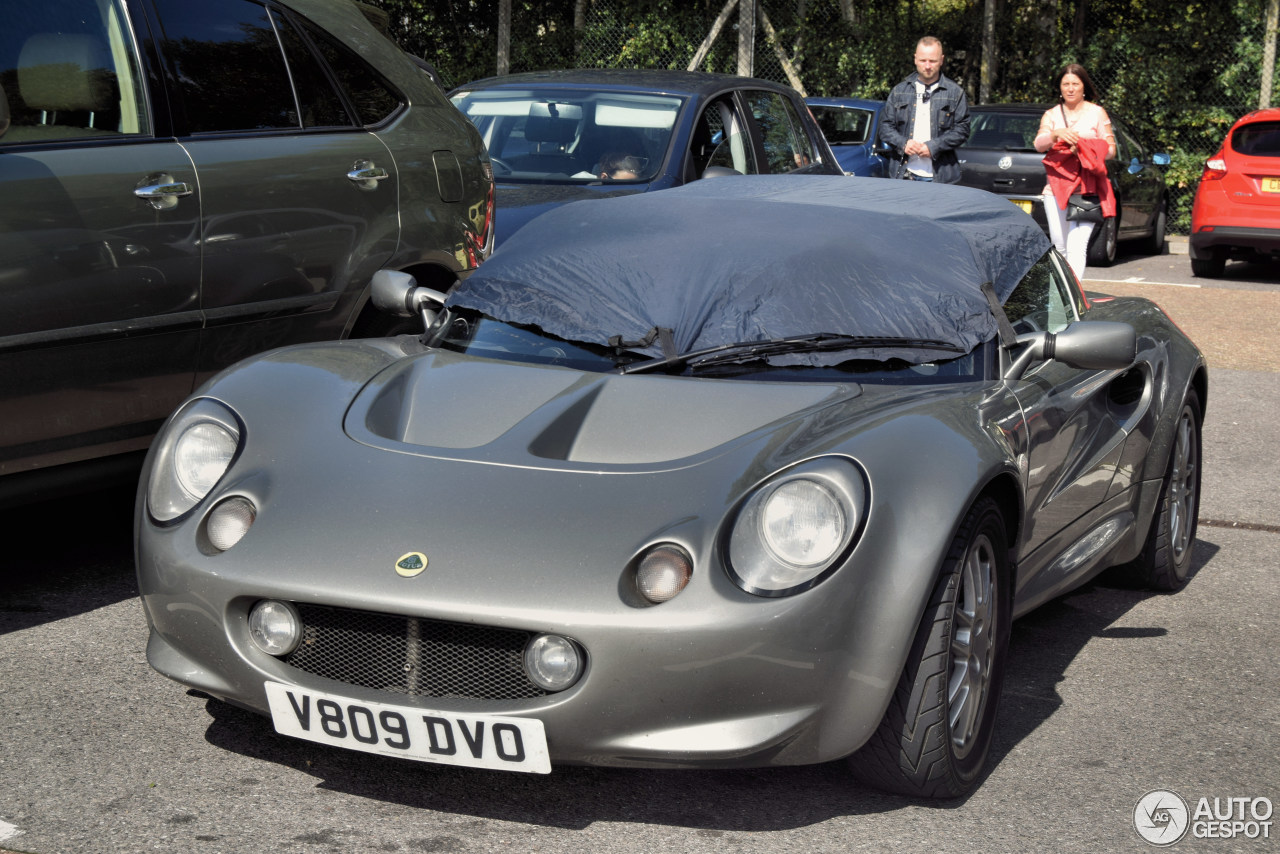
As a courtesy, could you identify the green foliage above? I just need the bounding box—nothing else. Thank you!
[358,0,1277,233]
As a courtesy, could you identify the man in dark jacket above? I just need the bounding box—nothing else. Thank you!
[878,36,971,183]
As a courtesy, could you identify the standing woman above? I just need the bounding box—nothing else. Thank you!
[1034,64,1117,280]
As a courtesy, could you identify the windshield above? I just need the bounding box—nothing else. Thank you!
[450,88,683,183]
[430,309,989,384]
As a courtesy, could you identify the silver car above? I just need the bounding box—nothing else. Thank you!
[136,176,1206,798]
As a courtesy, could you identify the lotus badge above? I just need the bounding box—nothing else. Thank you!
[395,552,428,577]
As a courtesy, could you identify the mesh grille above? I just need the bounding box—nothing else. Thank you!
[284,604,547,700]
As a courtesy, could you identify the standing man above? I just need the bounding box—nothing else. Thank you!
[878,36,971,183]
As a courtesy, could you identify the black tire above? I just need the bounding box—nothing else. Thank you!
[851,497,1012,798]
[1190,252,1225,278]
[1139,204,1167,255]
[1120,390,1202,592]
[1086,214,1118,267]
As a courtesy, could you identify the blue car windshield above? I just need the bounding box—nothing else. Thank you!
[431,310,990,384]
[449,89,682,183]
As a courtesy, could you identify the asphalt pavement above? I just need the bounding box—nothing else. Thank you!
[1,262,1277,854]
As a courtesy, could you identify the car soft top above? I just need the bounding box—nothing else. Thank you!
[448,175,1050,365]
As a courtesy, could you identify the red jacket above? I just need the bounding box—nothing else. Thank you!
[1043,138,1116,217]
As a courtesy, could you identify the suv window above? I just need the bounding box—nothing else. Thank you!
[746,90,816,172]
[1003,254,1078,335]
[0,0,147,144]
[153,0,300,132]
[298,16,402,126]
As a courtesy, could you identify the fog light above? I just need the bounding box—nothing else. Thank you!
[206,496,256,552]
[248,600,301,656]
[635,545,692,604]
[524,634,581,692]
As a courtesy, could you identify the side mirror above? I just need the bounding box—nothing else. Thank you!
[1004,321,1136,380]
[1153,152,1171,166]
[1127,156,1143,175]
[370,269,447,329]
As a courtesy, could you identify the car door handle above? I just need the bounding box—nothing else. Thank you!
[347,160,390,191]
[134,174,194,211]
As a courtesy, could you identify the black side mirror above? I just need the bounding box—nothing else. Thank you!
[1004,320,1136,380]
[370,269,448,330]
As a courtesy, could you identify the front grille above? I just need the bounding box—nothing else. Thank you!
[284,604,547,700]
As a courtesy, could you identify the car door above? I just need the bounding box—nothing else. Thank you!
[0,0,201,479]
[1110,116,1159,234]
[685,92,760,180]
[1004,252,1135,603]
[147,0,401,379]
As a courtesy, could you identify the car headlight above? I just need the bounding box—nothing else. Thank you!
[148,399,243,523]
[726,457,867,596]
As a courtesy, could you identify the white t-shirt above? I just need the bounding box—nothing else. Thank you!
[907,81,939,177]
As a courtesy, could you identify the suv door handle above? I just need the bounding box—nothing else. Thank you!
[347,160,390,191]
[134,174,194,211]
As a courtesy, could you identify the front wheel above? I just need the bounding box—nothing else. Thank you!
[850,497,1012,797]
[1119,390,1202,591]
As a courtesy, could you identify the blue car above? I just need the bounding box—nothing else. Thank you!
[450,70,842,245]
[806,97,887,177]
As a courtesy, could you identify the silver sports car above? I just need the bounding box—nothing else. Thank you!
[136,176,1206,798]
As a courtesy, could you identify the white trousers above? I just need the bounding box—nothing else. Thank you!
[1043,191,1094,281]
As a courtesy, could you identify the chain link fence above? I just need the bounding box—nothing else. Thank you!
[496,0,1278,236]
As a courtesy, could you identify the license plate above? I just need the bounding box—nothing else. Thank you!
[1011,199,1034,214]
[1262,177,1280,193]
[265,682,551,774]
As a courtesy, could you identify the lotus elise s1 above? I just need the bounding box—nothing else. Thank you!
[137,176,1206,797]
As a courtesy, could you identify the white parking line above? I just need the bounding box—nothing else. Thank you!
[0,819,24,842]
[1085,277,1202,288]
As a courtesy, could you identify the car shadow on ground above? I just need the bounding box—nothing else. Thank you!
[196,538,1221,832]
[0,485,138,636]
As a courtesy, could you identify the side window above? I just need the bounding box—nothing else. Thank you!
[813,106,871,145]
[152,0,299,133]
[745,90,815,173]
[0,0,147,145]
[689,96,758,177]
[297,17,402,126]
[1003,254,1078,335]
[272,10,351,128]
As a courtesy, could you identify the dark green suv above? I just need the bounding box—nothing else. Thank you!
[0,0,493,503]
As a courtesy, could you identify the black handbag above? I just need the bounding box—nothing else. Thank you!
[1066,193,1104,223]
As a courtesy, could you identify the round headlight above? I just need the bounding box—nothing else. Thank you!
[726,458,866,596]
[248,600,302,656]
[760,480,846,567]
[635,545,692,604]
[523,634,582,692]
[174,421,238,501]
[148,399,243,523]
[206,496,257,552]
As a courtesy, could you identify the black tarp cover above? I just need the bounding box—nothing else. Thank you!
[447,175,1051,365]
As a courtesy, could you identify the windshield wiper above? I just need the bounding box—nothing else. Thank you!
[620,333,964,375]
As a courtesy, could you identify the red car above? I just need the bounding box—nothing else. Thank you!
[1189,108,1280,277]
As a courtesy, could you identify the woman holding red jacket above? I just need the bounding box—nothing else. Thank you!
[1034,64,1117,280]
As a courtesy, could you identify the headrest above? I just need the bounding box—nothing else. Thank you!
[18,34,114,112]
